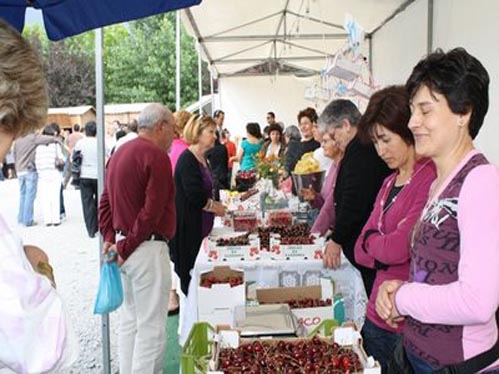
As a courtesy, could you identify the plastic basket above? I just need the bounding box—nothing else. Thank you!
[181,322,215,374]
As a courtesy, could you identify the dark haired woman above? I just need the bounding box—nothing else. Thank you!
[376,48,499,373]
[297,107,320,158]
[260,123,284,158]
[353,85,436,372]
[230,122,263,171]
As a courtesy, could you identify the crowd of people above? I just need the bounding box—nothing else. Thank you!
[1,18,498,374]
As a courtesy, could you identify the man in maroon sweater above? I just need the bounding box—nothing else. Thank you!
[99,103,176,374]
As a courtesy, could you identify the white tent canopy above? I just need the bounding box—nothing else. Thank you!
[182,0,416,78]
[181,0,499,164]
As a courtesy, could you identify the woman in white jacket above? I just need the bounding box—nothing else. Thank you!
[35,124,65,226]
[0,20,77,373]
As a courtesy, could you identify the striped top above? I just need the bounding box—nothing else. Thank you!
[35,142,63,175]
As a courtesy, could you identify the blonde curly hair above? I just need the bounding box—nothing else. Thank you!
[173,110,192,139]
[183,114,216,145]
[0,20,48,137]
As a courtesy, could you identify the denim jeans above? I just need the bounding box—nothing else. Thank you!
[18,171,38,225]
[361,318,401,373]
[406,350,436,373]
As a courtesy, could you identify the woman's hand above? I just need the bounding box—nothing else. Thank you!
[212,201,227,217]
[24,245,56,287]
[375,280,404,327]
[300,186,316,202]
[323,240,342,269]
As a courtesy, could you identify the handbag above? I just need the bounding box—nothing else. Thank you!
[71,149,82,186]
[387,339,414,374]
[55,157,65,172]
[54,144,65,171]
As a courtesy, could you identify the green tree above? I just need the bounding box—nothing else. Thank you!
[24,13,210,110]
[25,27,95,107]
[104,13,209,110]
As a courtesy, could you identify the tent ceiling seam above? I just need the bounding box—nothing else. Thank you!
[212,40,273,63]
[203,11,283,40]
[286,10,344,31]
[368,0,417,37]
[202,33,348,42]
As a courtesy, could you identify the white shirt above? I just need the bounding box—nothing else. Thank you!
[114,132,138,152]
[74,137,98,179]
[35,142,63,177]
[313,147,333,177]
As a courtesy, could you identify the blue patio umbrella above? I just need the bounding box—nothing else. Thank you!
[0,0,201,40]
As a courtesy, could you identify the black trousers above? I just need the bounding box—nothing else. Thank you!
[79,178,98,237]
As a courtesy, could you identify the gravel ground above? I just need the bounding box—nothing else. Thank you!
[0,179,119,373]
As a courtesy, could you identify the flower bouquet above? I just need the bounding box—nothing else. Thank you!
[255,154,283,188]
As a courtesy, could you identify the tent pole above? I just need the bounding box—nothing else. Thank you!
[176,11,181,111]
[427,0,434,53]
[95,27,111,374]
[198,41,202,114]
[210,67,214,114]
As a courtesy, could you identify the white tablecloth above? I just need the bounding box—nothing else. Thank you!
[178,225,368,346]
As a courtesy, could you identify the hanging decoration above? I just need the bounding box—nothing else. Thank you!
[304,14,378,112]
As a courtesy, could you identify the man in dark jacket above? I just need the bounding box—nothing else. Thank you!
[320,99,391,297]
[206,132,229,194]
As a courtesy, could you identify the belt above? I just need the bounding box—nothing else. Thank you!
[116,230,169,244]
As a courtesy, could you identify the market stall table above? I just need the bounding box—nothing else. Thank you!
[178,222,368,346]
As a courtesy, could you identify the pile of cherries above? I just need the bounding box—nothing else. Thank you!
[216,234,250,247]
[256,223,311,250]
[237,171,257,180]
[240,188,259,202]
[268,212,293,227]
[233,216,258,232]
[218,335,362,373]
[200,276,243,288]
[284,298,333,309]
[280,236,315,245]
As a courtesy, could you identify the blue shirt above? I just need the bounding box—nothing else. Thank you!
[240,139,262,171]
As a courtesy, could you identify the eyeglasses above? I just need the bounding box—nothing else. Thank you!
[321,137,336,144]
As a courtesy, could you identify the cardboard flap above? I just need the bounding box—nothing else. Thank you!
[256,285,322,303]
[200,266,244,284]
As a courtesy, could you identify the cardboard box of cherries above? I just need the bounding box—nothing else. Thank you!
[206,233,261,262]
[208,325,381,373]
[197,266,246,327]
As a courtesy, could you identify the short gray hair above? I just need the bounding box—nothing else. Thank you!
[318,99,361,131]
[284,125,301,141]
[137,103,172,130]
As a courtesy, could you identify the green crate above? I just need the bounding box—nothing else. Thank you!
[308,318,340,337]
[181,322,215,374]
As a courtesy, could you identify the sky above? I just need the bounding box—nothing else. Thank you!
[25,8,44,27]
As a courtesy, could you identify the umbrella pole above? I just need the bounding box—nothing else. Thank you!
[176,11,181,111]
[95,27,112,374]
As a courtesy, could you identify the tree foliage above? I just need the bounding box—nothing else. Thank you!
[24,13,210,110]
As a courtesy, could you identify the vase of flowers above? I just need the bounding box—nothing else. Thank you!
[255,154,282,189]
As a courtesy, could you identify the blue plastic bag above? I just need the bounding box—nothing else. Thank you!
[93,261,124,314]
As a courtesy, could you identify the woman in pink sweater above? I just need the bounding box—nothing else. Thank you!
[376,49,499,373]
[353,86,436,372]
[169,110,192,173]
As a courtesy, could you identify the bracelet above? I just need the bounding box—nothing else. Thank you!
[205,198,214,212]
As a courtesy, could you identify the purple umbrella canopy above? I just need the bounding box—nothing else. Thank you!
[0,0,201,40]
